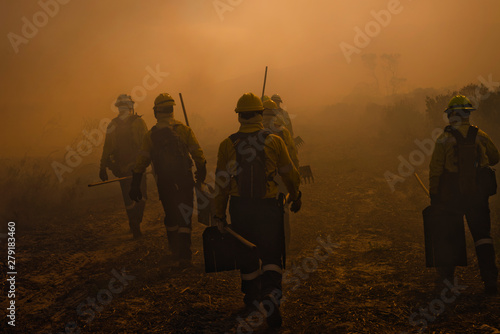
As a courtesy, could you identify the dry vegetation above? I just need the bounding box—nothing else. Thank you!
[1,86,499,333]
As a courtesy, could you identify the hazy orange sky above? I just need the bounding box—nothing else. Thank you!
[1,0,500,156]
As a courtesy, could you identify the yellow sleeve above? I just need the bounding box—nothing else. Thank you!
[185,126,206,169]
[132,117,148,149]
[99,121,115,169]
[133,131,153,174]
[282,128,299,169]
[484,134,500,166]
[214,139,232,217]
[283,110,294,137]
[429,135,446,195]
[268,135,301,200]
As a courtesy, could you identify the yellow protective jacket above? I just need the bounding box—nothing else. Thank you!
[429,120,499,195]
[100,114,148,175]
[277,108,294,137]
[263,115,299,169]
[133,113,206,174]
[214,115,301,218]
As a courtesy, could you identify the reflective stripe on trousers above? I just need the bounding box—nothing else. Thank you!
[262,264,282,274]
[241,269,261,281]
[475,238,494,247]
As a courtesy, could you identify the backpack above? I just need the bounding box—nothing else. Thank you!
[229,130,271,199]
[446,125,479,196]
[150,124,192,182]
[109,115,141,177]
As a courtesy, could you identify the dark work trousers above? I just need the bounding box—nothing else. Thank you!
[119,177,147,237]
[158,173,194,260]
[229,196,284,304]
[441,193,498,285]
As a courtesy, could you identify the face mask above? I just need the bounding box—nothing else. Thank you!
[118,106,132,114]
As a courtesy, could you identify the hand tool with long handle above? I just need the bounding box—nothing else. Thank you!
[179,93,190,127]
[225,226,257,250]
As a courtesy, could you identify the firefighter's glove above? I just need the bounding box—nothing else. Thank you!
[290,191,302,213]
[99,168,108,182]
[129,172,143,202]
[214,216,227,233]
[195,163,207,185]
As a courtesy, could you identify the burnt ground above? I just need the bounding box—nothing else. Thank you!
[1,137,500,334]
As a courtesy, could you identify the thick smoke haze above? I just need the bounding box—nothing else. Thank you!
[1,0,500,156]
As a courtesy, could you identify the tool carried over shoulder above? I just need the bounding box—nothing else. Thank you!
[178,93,190,127]
[261,66,268,100]
[299,165,314,183]
[294,136,305,147]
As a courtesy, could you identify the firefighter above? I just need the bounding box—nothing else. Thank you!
[429,95,499,295]
[214,93,302,328]
[263,99,299,253]
[129,93,207,268]
[263,99,299,169]
[271,93,294,137]
[100,94,148,239]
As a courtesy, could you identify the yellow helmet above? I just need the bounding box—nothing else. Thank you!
[235,93,264,113]
[154,93,176,109]
[263,99,277,110]
[115,94,134,107]
[445,95,476,113]
[271,94,282,103]
[262,95,271,102]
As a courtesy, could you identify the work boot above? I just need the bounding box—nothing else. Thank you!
[241,277,261,308]
[129,223,142,240]
[261,293,282,329]
[436,267,455,284]
[166,230,179,259]
[485,281,498,296]
[476,243,498,288]
[243,294,260,310]
[178,231,192,261]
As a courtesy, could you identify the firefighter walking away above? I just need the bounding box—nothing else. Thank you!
[130,93,207,268]
[214,92,302,328]
[429,95,499,295]
[100,94,148,239]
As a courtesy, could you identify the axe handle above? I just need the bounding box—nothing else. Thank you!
[179,93,189,127]
[414,172,430,198]
[88,176,132,187]
[225,226,257,250]
[261,66,268,100]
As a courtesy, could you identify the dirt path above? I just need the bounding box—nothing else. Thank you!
[2,141,500,334]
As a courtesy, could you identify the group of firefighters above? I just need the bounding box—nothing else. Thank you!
[99,91,300,328]
[98,91,498,329]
